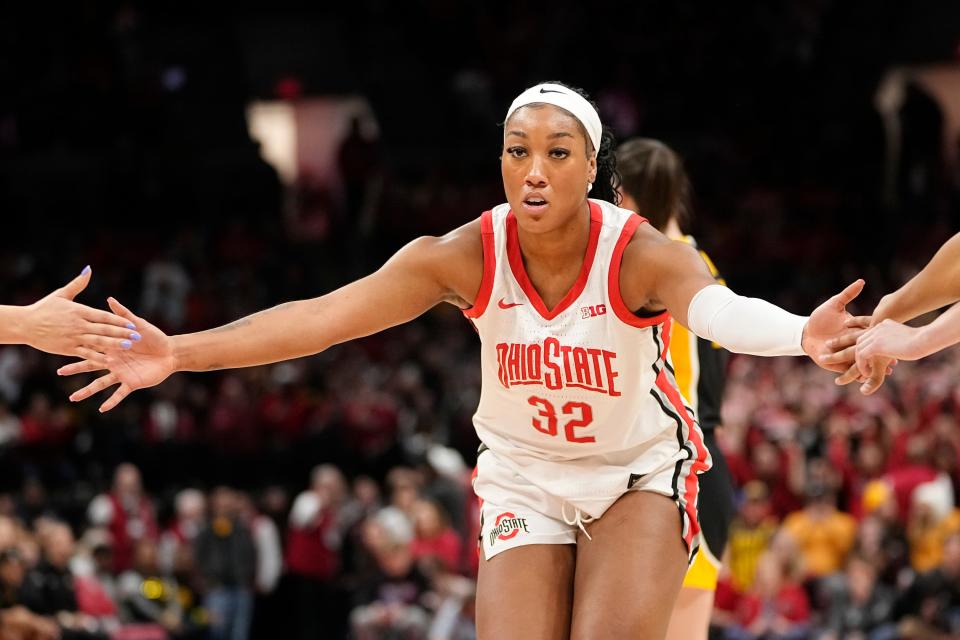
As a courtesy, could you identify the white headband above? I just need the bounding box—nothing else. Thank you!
[505,83,602,158]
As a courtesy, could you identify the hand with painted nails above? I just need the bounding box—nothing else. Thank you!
[0,266,139,364]
[58,297,176,413]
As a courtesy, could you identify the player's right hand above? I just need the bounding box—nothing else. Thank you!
[57,297,177,412]
[21,266,138,362]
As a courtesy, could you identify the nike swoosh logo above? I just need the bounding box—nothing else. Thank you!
[539,88,565,94]
[498,298,523,309]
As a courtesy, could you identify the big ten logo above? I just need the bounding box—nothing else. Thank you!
[489,512,530,546]
[580,304,607,319]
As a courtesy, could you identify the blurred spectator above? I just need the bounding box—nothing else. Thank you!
[350,508,429,640]
[727,552,810,640]
[139,257,192,333]
[159,490,206,577]
[194,488,254,640]
[87,465,158,574]
[781,482,857,579]
[239,492,282,640]
[286,465,348,640]
[726,481,779,593]
[820,553,897,640]
[892,532,960,637]
[906,474,960,572]
[118,539,200,639]
[410,499,461,574]
[0,402,21,447]
[19,521,109,640]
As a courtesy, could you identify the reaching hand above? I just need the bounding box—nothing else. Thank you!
[849,320,925,396]
[801,279,866,372]
[821,315,900,396]
[21,267,138,363]
[57,297,177,412]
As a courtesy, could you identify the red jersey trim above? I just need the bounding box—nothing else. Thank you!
[654,321,709,549]
[608,214,670,328]
[463,211,496,319]
[505,201,603,321]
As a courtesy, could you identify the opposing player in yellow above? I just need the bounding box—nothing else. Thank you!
[617,138,734,640]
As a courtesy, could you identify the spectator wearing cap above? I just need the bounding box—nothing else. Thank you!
[87,465,158,574]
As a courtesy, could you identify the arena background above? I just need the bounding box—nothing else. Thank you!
[2,2,960,639]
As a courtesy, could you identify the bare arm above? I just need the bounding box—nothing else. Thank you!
[174,227,481,371]
[60,221,484,411]
[873,232,960,323]
[857,302,960,365]
[828,232,960,392]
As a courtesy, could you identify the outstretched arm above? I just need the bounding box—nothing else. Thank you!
[0,266,136,361]
[826,232,960,393]
[857,302,960,365]
[873,232,960,323]
[620,224,862,368]
[60,221,484,411]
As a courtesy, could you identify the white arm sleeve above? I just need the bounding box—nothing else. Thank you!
[687,284,807,357]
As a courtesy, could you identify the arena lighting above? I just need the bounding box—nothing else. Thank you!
[245,101,298,184]
[245,98,379,187]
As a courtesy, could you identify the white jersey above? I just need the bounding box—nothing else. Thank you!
[464,199,710,519]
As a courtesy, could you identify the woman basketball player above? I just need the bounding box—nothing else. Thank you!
[60,82,864,639]
[0,266,137,361]
[616,138,734,640]
[824,232,960,392]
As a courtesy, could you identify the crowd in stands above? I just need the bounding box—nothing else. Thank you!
[2,311,960,639]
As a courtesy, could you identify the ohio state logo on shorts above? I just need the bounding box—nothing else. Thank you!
[488,512,530,546]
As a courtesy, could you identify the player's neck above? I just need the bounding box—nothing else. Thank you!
[664,218,684,240]
[516,201,592,272]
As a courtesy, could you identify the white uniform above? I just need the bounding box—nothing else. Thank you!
[464,199,711,560]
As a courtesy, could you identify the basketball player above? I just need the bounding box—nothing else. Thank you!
[0,265,137,361]
[616,139,734,640]
[823,232,960,391]
[60,82,864,639]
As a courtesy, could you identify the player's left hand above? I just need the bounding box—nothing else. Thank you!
[801,279,866,372]
[856,319,927,371]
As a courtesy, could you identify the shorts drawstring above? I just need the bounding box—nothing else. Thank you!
[561,501,597,541]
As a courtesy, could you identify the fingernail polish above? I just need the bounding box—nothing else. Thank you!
[81,265,91,276]
[126,322,136,330]
[130,332,141,342]
[121,340,132,350]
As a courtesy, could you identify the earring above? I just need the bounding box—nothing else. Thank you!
[587,182,593,193]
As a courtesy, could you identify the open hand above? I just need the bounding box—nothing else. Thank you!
[801,279,865,372]
[21,267,138,363]
[57,297,177,412]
